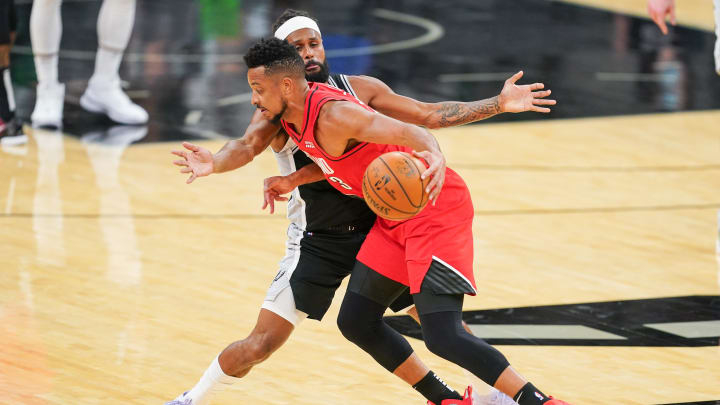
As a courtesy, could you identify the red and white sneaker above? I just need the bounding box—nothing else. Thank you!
[545,397,572,405]
[428,385,474,405]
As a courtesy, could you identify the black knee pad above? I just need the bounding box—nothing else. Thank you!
[337,291,413,372]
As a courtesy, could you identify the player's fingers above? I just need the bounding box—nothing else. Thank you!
[412,149,430,166]
[533,90,551,98]
[275,196,289,202]
[670,7,676,25]
[180,167,193,173]
[531,106,552,113]
[182,142,200,152]
[173,159,189,167]
[533,98,556,105]
[430,174,445,205]
[422,160,441,184]
[530,82,545,91]
[507,70,523,84]
[426,172,441,196]
[657,16,668,34]
[171,150,187,158]
[186,173,197,184]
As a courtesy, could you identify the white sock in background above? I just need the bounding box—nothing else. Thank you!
[92,0,136,83]
[30,0,62,85]
[183,356,239,405]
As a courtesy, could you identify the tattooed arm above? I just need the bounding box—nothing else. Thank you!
[349,71,556,130]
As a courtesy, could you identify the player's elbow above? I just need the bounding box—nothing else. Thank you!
[420,104,442,129]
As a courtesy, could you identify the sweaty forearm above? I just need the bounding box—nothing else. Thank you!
[212,140,255,174]
[428,97,501,128]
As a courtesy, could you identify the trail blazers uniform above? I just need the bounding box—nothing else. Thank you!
[279,82,477,297]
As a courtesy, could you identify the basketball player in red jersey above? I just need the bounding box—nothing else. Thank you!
[244,37,573,405]
[168,9,555,405]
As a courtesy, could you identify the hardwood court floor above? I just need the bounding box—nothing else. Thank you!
[1,109,719,404]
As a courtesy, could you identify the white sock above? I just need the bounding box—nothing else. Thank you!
[91,48,123,84]
[185,356,239,405]
[91,0,136,84]
[30,0,62,86]
[33,55,59,86]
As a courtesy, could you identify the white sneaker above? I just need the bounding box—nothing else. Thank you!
[80,78,148,125]
[164,391,192,405]
[31,82,65,128]
[473,388,518,405]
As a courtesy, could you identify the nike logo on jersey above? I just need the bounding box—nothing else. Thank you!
[304,141,315,149]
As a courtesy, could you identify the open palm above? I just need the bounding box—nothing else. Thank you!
[171,142,214,184]
[498,71,556,114]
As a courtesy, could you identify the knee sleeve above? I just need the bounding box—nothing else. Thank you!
[420,310,510,386]
[337,291,413,372]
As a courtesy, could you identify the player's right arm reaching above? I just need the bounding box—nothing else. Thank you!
[172,110,279,183]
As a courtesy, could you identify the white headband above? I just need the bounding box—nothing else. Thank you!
[274,16,321,40]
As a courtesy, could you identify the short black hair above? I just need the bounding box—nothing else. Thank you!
[271,9,315,34]
[244,37,305,78]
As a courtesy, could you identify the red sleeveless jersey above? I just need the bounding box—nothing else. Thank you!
[282,83,477,294]
[280,82,410,198]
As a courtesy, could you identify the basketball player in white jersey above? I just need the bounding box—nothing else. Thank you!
[30,0,148,128]
[647,0,720,75]
[166,10,554,405]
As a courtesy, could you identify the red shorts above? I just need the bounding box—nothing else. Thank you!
[356,168,476,294]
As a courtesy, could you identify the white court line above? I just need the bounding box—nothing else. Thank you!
[467,324,627,340]
[5,178,15,214]
[217,92,252,107]
[645,320,720,338]
[438,72,516,83]
[595,72,669,82]
[325,9,444,57]
[11,8,444,63]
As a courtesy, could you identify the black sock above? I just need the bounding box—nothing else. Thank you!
[412,371,462,404]
[514,382,550,405]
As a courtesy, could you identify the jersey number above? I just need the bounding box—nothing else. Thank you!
[313,157,352,190]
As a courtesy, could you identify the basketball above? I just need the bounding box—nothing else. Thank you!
[362,151,430,221]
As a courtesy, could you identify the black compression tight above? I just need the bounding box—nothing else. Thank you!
[418,309,510,386]
[337,291,414,372]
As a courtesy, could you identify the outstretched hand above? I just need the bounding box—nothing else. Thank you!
[498,71,556,114]
[262,175,295,214]
[171,142,215,184]
[647,0,676,35]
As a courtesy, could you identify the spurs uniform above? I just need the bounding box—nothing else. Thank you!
[280,82,477,297]
[264,75,412,325]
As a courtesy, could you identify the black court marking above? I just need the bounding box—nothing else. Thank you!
[384,295,720,346]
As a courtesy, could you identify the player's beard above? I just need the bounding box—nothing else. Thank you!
[305,59,331,83]
[271,100,288,125]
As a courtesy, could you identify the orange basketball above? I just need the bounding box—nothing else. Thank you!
[362,151,430,221]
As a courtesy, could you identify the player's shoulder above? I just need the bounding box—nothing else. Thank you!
[347,75,391,91]
[317,99,371,133]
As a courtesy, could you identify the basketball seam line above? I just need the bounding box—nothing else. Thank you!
[378,154,423,209]
[364,168,417,215]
